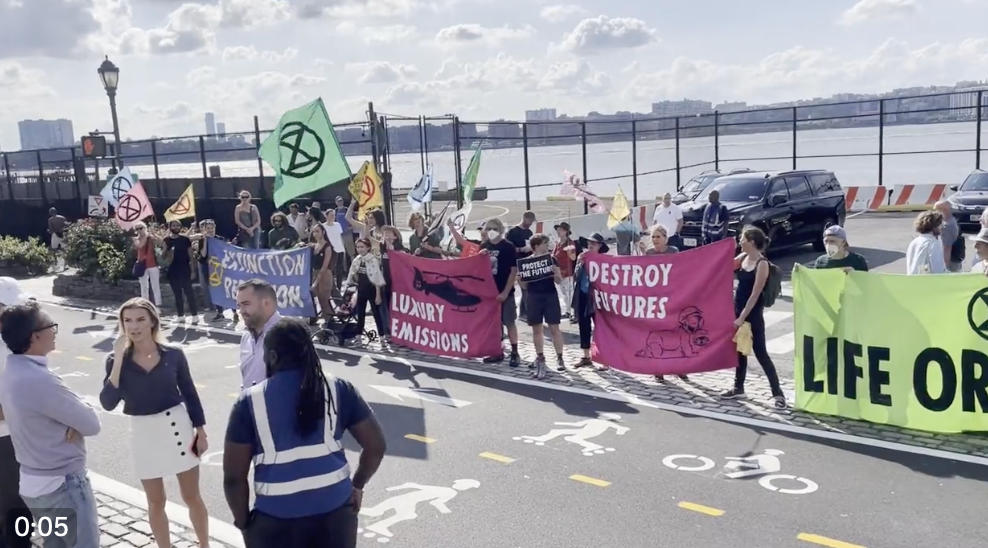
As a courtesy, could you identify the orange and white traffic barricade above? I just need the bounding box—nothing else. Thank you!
[879,184,952,212]
[843,186,889,212]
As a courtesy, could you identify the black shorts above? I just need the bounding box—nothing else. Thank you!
[527,290,561,326]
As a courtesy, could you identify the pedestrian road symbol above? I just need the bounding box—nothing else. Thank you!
[279,121,325,178]
[512,413,628,456]
[358,480,480,543]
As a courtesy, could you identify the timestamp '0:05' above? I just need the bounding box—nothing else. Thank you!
[16,516,71,537]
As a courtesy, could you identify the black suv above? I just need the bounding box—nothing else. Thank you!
[676,170,847,252]
[947,169,988,233]
[671,168,755,204]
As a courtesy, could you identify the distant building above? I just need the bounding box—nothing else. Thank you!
[216,122,227,139]
[950,83,988,119]
[205,112,216,136]
[650,99,713,117]
[525,108,557,122]
[17,119,75,150]
[715,101,747,113]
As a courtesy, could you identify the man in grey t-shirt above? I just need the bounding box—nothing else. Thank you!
[935,201,961,272]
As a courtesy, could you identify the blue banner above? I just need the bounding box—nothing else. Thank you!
[205,238,315,317]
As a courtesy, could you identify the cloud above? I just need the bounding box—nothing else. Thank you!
[558,16,658,56]
[295,0,419,18]
[335,21,420,44]
[623,38,988,106]
[222,46,299,62]
[435,24,536,47]
[540,4,587,22]
[0,0,101,59]
[840,0,919,25]
[539,59,610,95]
[346,62,418,84]
[0,62,57,102]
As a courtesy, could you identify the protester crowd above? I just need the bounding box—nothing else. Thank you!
[7,188,988,548]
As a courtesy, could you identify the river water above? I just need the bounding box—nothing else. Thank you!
[95,121,988,201]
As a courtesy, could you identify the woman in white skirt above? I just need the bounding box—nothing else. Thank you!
[99,297,210,548]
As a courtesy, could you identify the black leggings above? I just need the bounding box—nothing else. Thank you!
[355,285,387,336]
[735,306,783,397]
[245,505,357,548]
[169,275,198,316]
[577,313,594,350]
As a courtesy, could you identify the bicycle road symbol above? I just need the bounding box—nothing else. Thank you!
[279,122,325,178]
[170,194,192,216]
[117,194,144,223]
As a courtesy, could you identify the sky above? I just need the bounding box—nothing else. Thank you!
[2,0,988,150]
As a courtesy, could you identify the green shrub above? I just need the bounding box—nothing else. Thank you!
[0,236,56,274]
[63,218,134,278]
[94,242,129,284]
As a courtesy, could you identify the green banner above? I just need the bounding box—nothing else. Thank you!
[259,98,352,207]
[794,265,988,433]
[461,145,482,203]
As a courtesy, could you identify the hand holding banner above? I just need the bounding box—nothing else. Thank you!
[114,182,154,231]
[164,185,196,223]
[587,239,737,375]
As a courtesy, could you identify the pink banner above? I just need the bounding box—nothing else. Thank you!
[587,239,738,375]
[388,252,503,358]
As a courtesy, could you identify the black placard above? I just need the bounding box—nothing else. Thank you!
[517,255,554,282]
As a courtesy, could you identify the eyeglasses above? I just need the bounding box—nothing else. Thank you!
[35,323,58,334]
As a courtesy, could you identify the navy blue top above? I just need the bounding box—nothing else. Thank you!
[99,345,206,427]
[225,370,371,454]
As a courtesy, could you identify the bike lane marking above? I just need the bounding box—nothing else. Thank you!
[569,474,610,488]
[797,533,865,548]
[677,502,724,517]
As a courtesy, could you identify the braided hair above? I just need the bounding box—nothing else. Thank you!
[263,317,336,436]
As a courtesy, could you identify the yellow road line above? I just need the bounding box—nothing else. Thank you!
[195,383,206,389]
[569,474,610,487]
[404,434,436,444]
[478,452,515,464]
[678,502,724,517]
[228,393,240,398]
[75,356,94,361]
[51,350,63,354]
[798,533,865,548]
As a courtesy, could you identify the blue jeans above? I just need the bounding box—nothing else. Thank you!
[21,471,99,548]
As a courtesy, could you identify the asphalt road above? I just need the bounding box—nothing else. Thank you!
[41,303,988,548]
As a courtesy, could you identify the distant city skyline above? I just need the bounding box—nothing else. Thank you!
[5,79,988,153]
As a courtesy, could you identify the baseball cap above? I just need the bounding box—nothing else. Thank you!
[823,225,847,241]
[0,277,30,307]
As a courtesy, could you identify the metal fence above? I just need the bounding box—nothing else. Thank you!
[2,90,986,216]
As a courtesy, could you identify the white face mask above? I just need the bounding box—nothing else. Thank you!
[825,243,840,257]
[486,230,499,240]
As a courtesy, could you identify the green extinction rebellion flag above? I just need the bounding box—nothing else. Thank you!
[461,145,482,203]
[259,98,352,207]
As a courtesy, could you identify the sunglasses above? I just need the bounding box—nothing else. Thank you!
[35,323,58,334]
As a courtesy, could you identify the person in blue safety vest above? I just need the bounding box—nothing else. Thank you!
[222,317,387,548]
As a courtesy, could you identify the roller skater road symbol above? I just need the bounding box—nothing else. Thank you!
[357,480,480,543]
[512,413,628,456]
[279,121,325,178]
[662,449,819,495]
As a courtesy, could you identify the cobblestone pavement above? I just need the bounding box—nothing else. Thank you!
[27,283,988,463]
[26,487,236,548]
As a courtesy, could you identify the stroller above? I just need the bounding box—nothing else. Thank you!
[311,285,378,346]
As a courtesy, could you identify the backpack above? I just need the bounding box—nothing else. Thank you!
[761,259,783,308]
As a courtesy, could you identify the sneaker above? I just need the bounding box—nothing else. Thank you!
[232,312,240,324]
[556,356,566,372]
[773,395,787,410]
[678,375,689,381]
[573,357,593,368]
[212,311,224,322]
[509,353,521,368]
[655,375,666,383]
[532,356,546,379]
[720,389,746,400]
[190,316,200,325]
[483,355,505,364]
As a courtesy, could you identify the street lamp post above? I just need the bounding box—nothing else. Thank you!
[97,56,122,170]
